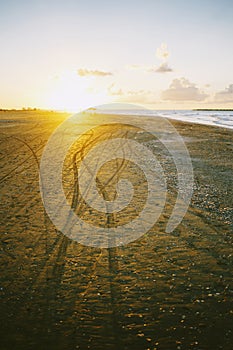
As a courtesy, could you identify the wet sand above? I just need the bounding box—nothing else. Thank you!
[0,110,232,350]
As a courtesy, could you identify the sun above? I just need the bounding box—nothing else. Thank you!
[43,70,111,112]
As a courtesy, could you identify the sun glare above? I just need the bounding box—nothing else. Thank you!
[43,70,111,112]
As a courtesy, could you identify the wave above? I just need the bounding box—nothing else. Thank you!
[98,109,233,130]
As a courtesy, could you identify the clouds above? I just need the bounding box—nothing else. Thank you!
[215,84,233,102]
[126,43,173,74]
[110,79,233,106]
[108,84,156,104]
[119,90,156,104]
[151,43,173,74]
[77,68,112,77]
[75,63,232,108]
[108,83,123,96]
[156,43,169,60]
[150,62,173,73]
[162,78,208,101]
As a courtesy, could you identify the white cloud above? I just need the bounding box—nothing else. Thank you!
[120,91,156,104]
[149,62,173,73]
[156,43,170,60]
[77,68,112,77]
[126,43,173,74]
[162,78,208,101]
[125,64,143,70]
[108,83,124,96]
[215,84,233,102]
[108,84,156,104]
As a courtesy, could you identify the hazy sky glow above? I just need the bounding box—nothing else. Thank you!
[1,0,233,111]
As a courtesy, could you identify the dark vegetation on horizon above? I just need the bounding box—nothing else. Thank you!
[0,107,56,112]
[194,109,233,111]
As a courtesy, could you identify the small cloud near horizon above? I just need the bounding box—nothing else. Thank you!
[77,68,113,77]
[108,83,124,96]
[162,78,208,101]
[108,84,156,104]
[215,84,233,102]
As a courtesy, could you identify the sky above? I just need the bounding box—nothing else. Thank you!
[0,0,233,111]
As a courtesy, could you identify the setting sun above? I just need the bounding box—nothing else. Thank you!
[42,70,112,112]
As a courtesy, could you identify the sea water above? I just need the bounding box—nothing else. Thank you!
[99,109,233,130]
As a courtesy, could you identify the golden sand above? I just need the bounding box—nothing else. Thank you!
[0,111,232,349]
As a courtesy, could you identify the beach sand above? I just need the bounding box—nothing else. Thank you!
[0,110,232,350]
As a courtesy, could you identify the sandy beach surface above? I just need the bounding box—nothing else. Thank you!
[0,110,232,350]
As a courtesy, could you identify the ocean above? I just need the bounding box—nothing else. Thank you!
[98,109,233,130]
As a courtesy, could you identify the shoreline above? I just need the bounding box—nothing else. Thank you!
[1,108,233,130]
